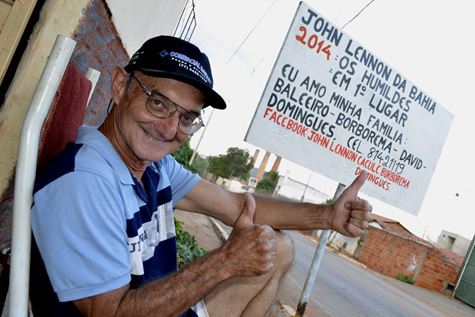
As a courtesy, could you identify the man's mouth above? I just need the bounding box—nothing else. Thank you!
[143,127,167,143]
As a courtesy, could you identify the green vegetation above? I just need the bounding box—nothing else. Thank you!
[191,154,210,177]
[396,273,415,284]
[255,171,279,196]
[171,144,256,267]
[172,140,207,268]
[175,218,208,268]
[208,147,254,180]
[171,138,196,172]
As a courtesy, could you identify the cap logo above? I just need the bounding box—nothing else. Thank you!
[129,50,144,66]
[169,51,212,85]
[159,49,169,58]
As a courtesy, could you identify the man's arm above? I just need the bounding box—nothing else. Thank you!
[176,171,372,237]
[74,193,276,316]
[74,249,226,316]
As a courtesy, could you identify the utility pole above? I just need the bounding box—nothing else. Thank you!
[189,108,214,166]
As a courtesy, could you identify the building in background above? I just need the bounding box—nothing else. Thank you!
[436,230,471,257]
[322,214,465,295]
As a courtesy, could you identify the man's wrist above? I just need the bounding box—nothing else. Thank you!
[205,248,236,281]
[309,203,333,230]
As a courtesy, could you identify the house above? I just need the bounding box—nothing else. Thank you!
[436,230,471,257]
[327,213,464,294]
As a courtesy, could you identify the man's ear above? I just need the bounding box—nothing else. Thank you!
[111,67,129,104]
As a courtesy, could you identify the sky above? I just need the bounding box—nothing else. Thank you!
[188,0,475,242]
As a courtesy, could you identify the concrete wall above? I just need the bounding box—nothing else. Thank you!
[327,231,360,255]
[436,230,471,257]
[274,174,329,204]
[359,227,460,293]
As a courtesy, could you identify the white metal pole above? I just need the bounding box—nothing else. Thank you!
[300,171,313,202]
[85,67,101,105]
[7,35,76,317]
[189,108,214,166]
[295,183,346,317]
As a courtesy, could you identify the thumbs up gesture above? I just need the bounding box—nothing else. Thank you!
[220,192,277,277]
[330,171,373,237]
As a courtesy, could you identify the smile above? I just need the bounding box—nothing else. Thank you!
[142,127,167,143]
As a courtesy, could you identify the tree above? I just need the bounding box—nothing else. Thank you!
[256,171,280,196]
[208,147,254,180]
[171,138,196,172]
[191,154,210,177]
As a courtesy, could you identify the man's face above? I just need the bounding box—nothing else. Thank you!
[113,72,205,165]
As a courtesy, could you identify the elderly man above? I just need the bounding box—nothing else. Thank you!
[31,36,372,316]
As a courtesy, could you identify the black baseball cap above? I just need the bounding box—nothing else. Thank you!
[125,35,226,109]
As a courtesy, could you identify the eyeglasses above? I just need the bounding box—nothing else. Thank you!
[131,74,204,135]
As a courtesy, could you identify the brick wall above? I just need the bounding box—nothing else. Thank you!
[415,248,459,292]
[360,227,460,293]
[71,0,129,127]
[359,228,395,273]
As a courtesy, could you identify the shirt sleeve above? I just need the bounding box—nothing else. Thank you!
[160,155,200,206]
[31,170,133,302]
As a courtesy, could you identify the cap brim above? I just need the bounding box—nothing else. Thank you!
[139,68,226,110]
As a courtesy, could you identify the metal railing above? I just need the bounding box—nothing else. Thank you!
[173,0,196,41]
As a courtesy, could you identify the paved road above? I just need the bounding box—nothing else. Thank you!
[175,211,474,316]
[277,231,475,317]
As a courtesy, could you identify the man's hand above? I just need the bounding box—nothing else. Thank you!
[330,171,373,237]
[219,192,277,277]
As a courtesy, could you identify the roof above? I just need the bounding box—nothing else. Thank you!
[437,248,465,267]
[370,214,465,266]
[371,214,432,246]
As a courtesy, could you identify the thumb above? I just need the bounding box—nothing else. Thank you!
[348,170,367,193]
[235,192,256,226]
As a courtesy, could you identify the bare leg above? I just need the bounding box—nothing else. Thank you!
[204,231,293,316]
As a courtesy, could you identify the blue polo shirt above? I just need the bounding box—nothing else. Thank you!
[31,125,200,315]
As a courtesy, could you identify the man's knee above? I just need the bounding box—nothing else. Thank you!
[204,231,293,316]
[274,231,294,274]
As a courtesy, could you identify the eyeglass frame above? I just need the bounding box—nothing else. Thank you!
[130,73,205,135]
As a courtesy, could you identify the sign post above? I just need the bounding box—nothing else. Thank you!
[296,183,345,317]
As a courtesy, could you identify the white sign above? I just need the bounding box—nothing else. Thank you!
[245,2,453,215]
[249,177,258,188]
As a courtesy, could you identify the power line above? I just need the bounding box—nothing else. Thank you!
[226,0,278,64]
[341,0,375,30]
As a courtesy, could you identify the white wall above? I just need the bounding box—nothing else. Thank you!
[274,174,329,204]
[436,230,471,257]
[215,177,252,194]
[106,0,188,55]
[327,223,381,255]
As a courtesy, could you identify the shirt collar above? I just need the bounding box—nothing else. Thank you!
[76,125,135,185]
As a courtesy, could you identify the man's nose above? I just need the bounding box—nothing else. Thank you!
[155,112,180,139]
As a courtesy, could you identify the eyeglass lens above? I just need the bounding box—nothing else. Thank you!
[146,94,202,134]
